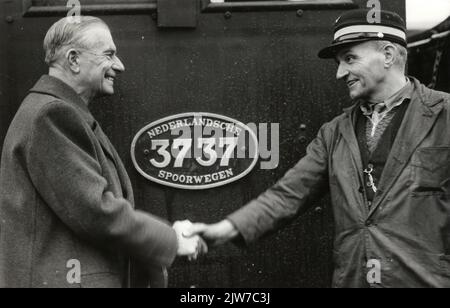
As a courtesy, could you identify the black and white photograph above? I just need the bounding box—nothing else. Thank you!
[0,0,449,291]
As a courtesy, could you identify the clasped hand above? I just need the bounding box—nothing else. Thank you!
[173,219,238,261]
[173,220,208,261]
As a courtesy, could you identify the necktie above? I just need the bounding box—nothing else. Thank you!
[369,103,386,137]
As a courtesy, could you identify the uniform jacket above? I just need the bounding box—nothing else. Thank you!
[0,75,178,288]
[228,78,450,288]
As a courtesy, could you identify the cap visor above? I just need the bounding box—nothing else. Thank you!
[317,38,373,59]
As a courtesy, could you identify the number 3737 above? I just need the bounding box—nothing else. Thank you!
[150,137,239,168]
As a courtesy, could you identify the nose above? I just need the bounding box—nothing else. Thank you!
[112,55,125,73]
[336,62,348,80]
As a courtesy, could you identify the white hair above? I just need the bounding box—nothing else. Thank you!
[43,16,109,66]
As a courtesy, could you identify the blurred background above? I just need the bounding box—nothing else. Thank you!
[407,0,450,34]
[407,0,449,92]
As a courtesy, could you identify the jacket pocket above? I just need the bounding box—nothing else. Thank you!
[384,252,450,287]
[411,147,450,195]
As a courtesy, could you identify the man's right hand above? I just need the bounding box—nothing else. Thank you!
[185,220,239,247]
[173,220,208,260]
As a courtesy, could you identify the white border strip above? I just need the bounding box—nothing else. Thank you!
[335,25,406,41]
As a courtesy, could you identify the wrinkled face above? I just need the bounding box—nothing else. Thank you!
[77,25,125,98]
[335,42,387,101]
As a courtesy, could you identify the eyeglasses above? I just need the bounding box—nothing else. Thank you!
[77,48,120,63]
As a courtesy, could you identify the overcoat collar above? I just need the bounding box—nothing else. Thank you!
[29,75,96,130]
[29,75,118,163]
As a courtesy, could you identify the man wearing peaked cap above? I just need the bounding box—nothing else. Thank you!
[189,8,450,288]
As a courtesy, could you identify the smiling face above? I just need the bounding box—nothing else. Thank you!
[77,25,125,99]
[335,42,387,101]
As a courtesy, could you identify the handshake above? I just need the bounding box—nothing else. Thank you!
[172,219,239,260]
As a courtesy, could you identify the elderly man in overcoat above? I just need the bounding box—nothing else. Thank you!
[0,16,203,288]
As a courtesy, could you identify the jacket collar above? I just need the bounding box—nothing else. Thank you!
[29,75,96,129]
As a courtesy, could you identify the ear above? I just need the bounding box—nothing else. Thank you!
[382,44,396,69]
[66,49,80,73]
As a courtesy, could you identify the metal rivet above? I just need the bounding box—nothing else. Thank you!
[5,16,14,23]
[314,207,323,214]
[298,136,307,144]
[224,11,232,19]
[300,124,307,130]
[143,149,150,155]
[296,9,304,17]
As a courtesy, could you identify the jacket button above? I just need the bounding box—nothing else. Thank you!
[365,220,373,227]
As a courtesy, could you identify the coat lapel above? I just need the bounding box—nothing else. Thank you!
[93,123,116,164]
[369,81,445,217]
[338,106,370,213]
[339,110,365,175]
[93,123,134,205]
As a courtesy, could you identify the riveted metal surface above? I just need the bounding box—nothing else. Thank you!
[0,0,405,287]
[157,0,198,28]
